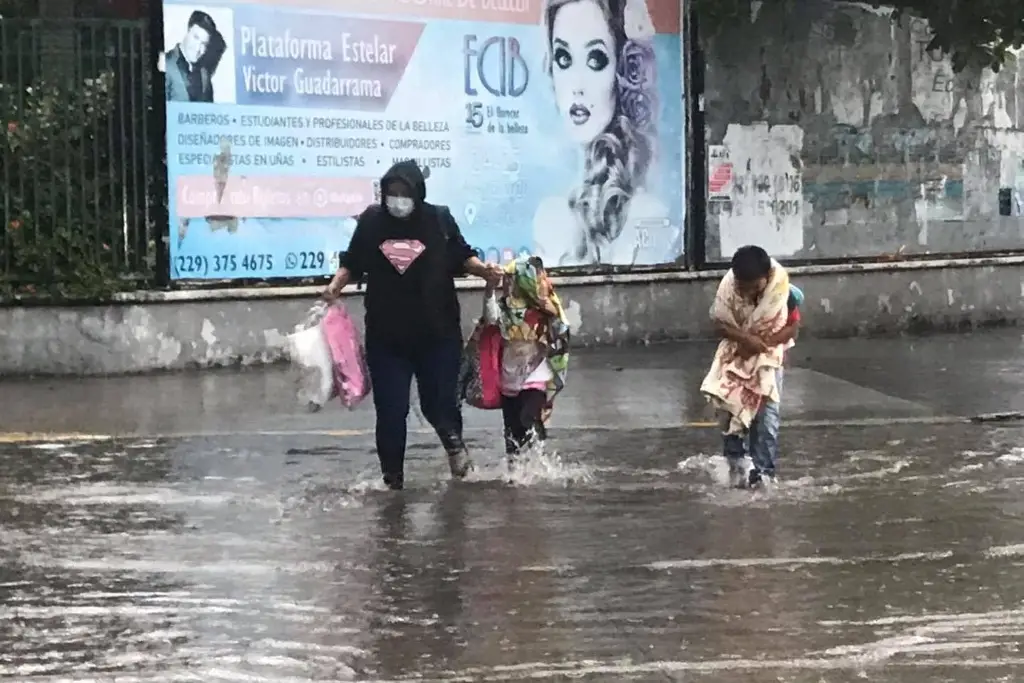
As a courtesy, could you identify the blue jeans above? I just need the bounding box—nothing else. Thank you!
[723,369,782,476]
[366,337,465,479]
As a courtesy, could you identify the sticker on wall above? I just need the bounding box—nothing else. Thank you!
[708,145,733,199]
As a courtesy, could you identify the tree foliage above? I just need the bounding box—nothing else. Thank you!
[693,0,1024,72]
[0,71,130,300]
[0,0,38,18]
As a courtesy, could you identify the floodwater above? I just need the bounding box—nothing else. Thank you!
[3,421,1024,681]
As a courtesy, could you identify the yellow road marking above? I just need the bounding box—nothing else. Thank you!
[0,432,112,444]
[0,422,721,444]
[297,429,366,437]
[0,415,983,444]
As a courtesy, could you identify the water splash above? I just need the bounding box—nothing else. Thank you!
[506,447,593,486]
[469,441,593,487]
[842,458,911,480]
[345,472,390,496]
[996,447,1024,465]
[677,452,732,487]
[678,452,840,506]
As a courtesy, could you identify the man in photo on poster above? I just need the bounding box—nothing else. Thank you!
[165,10,226,103]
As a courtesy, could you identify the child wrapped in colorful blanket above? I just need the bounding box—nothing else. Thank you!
[482,257,570,466]
[701,246,801,489]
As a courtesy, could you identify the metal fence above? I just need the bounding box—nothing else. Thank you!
[0,18,159,297]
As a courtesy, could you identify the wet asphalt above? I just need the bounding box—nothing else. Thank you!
[3,330,1024,681]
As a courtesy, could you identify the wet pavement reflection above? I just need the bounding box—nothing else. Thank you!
[13,331,1024,437]
[4,421,1024,681]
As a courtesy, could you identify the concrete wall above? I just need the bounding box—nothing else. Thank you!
[702,0,1024,262]
[2,257,1024,375]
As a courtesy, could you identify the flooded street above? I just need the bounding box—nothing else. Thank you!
[4,333,1024,681]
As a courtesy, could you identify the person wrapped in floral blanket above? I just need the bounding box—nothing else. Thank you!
[700,246,800,489]
[482,256,570,467]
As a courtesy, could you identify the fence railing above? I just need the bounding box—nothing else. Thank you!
[0,18,159,298]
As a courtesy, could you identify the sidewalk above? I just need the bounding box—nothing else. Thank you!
[1,330,1022,439]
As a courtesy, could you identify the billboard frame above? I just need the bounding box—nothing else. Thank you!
[147,0,702,290]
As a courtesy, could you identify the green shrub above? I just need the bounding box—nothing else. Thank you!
[0,69,132,299]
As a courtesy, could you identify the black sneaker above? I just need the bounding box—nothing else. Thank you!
[440,430,473,479]
[447,447,473,479]
[382,472,404,490]
[748,469,776,490]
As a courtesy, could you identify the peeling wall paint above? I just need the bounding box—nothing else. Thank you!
[4,261,1024,375]
[711,123,804,256]
[563,299,583,333]
[703,0,1024,261]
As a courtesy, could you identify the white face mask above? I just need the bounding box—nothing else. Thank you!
[385,196,414,218]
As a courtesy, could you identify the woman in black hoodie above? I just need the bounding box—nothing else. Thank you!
[325,160,502,489]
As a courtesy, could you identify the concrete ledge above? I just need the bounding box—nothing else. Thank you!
[2,255,1024,375]
[109,253,1024,303]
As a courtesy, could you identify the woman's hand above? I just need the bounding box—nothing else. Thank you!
[464,256,503,284]
[323,267,350,299]
[536,295,559,316]
[482,263,504,284]
[323,281,342,300]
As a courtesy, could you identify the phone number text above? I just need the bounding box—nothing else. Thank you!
[174,254,274,277]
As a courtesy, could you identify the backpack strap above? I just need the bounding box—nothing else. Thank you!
[434,204,456,242]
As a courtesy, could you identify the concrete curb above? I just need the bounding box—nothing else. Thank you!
[970,412,1024,423]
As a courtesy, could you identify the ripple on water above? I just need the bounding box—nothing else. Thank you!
[0,586,368,680]
[676,452,841,505]
[814,607,1024,668]
[4,423,1024,680]
[15,483,253,508]
[996,447,1024,465]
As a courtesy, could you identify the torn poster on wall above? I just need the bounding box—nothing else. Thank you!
[708,145,733,199]
[715,123,805,258]
[914,175,964,221]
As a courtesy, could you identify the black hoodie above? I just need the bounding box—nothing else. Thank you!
[340,160,476,349]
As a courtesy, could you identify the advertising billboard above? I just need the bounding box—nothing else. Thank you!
[161,0,684,279]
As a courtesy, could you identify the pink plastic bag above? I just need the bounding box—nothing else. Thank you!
[321,302,370,408]
[458,321,502,410]
[477,324,502,409]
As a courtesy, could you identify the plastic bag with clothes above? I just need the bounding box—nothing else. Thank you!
[286,301,370,411]
[457,292,502,410]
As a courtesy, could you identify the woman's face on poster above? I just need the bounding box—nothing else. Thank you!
[550,0,617,145]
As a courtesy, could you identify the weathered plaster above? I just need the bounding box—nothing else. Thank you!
[703,0,1024,261]
[3,259,1024,375]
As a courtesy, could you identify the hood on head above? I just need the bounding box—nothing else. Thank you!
[504,257,541,299]
[380,159,427,208]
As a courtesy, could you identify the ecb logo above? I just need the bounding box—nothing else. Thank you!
[463,35,529,98]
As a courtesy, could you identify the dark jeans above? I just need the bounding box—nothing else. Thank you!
[366,337,465,479]
[723,369,783,476]
[501,389,547,456]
